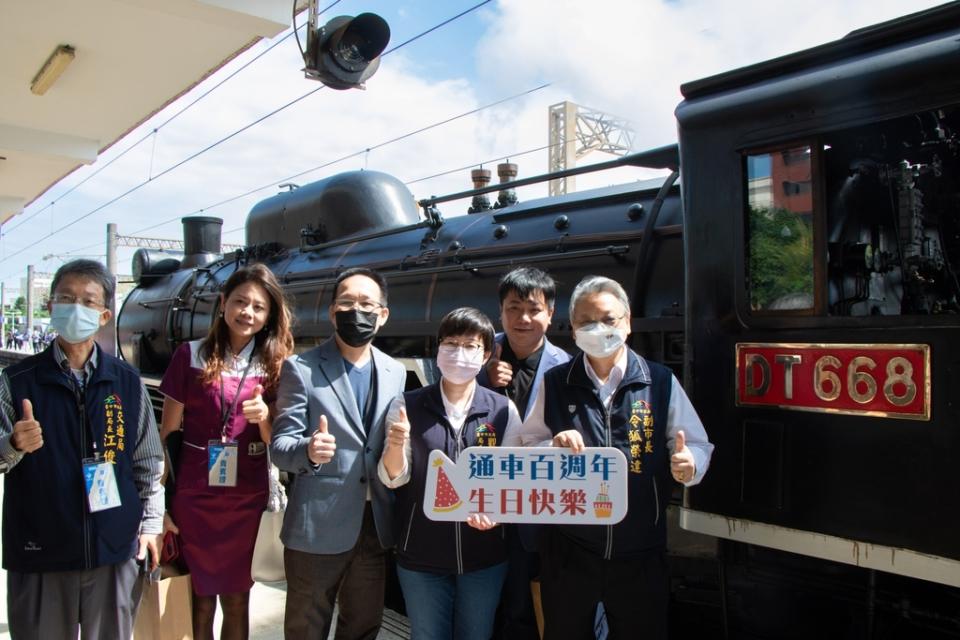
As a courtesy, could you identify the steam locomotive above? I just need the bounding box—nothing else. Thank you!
[118,4,960,637]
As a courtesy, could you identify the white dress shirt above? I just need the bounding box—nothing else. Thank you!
[504,347,714,486]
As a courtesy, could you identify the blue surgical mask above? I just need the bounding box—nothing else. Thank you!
[50,303,103,344]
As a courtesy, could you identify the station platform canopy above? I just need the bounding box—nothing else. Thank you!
[0,0,297,224]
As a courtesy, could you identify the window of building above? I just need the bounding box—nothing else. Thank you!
[746,145,814,312]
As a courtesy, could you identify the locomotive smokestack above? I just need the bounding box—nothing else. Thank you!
[468,168,492,213]
[181,216,223,268]
[495,162,518,208]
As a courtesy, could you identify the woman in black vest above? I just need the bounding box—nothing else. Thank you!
[379,307,522,640]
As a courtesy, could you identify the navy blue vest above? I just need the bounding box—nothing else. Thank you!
[2,345,145,572]
[394,383,509,574]
[542,350,673,558]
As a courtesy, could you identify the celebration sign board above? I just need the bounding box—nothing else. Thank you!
[423,446,628,524]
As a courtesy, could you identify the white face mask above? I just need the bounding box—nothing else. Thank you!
[436,347,485,385]
[575,323,627,359]
[50,303,103,344]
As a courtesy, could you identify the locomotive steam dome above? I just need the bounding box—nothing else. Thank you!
[245,170,420,249]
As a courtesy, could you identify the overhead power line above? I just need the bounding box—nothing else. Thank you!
[0,0,497,269]
[129,82,550,236]
[59,138,557,258]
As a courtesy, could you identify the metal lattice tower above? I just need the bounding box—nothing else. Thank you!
[114,234,242,252]
[548,101,635,196]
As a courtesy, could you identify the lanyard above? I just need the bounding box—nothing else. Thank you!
[219,352,254,442]
[62,361,99,459]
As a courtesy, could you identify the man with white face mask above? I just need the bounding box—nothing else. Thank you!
[509,275,713,640]
[0,259,164,639]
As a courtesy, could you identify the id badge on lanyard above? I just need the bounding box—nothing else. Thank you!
[82,456,122,512]
[208,440,239,487]
[210,353,253,488]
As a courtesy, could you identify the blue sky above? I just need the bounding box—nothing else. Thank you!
[0,0,945,292]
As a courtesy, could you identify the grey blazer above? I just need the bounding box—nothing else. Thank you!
[270,338,406,554]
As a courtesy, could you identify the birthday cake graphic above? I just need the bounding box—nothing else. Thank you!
[432,458,463,512]
[593,482,613,518]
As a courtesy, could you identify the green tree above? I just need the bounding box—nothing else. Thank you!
[749,206,813,310]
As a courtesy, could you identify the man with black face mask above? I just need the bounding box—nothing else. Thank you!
[271,267,407,640]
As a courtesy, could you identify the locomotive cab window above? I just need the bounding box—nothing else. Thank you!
[745,104,960,317]
[746,146,815,312]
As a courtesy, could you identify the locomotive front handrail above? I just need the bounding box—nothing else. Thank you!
[282,244,634,291]
[283,224,684,286]
[299,219,435,252]
[137,297,181,308]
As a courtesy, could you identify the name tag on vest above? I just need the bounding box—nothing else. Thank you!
[83,458,122,512]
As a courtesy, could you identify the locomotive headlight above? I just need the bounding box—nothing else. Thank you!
[305,13,390,90]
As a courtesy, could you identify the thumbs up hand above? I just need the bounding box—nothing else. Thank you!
[485,343,514,389]
[386,406,410,450]
[241,384,269,424]
[308,414,337,464]
[12,399,43,453]
[670,430,696,484]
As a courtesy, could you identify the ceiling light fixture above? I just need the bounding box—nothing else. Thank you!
[30,45,75,96]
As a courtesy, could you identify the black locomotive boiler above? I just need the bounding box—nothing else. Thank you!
[118,3,960,638]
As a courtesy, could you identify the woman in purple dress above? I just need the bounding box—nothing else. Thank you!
[159,264,293,640]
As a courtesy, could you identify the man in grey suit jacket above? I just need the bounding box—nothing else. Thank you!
[271,267,407,640]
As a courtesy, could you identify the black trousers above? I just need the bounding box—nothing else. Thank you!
[494,524,541,640]
[539,530,668,640]
[283,503,388,640]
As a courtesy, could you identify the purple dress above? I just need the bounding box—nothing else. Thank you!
[160,340,269,596]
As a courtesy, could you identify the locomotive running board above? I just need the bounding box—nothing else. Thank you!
[680,507,960,588]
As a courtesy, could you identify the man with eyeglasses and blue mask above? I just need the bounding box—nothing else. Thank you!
[271,266,407,639]
[0,259,164,639]
[507,274,714,640]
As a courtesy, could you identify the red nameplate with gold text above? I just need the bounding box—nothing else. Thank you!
[735,343,930,420]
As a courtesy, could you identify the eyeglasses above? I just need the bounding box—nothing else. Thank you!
[438,340,485,357]
[333,298,384,313]
[572,312,627,329]
[51,293,105,309]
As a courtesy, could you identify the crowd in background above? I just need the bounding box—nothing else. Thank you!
[2,328,56,353]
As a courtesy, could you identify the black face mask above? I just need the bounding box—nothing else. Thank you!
[335,309,380,347]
